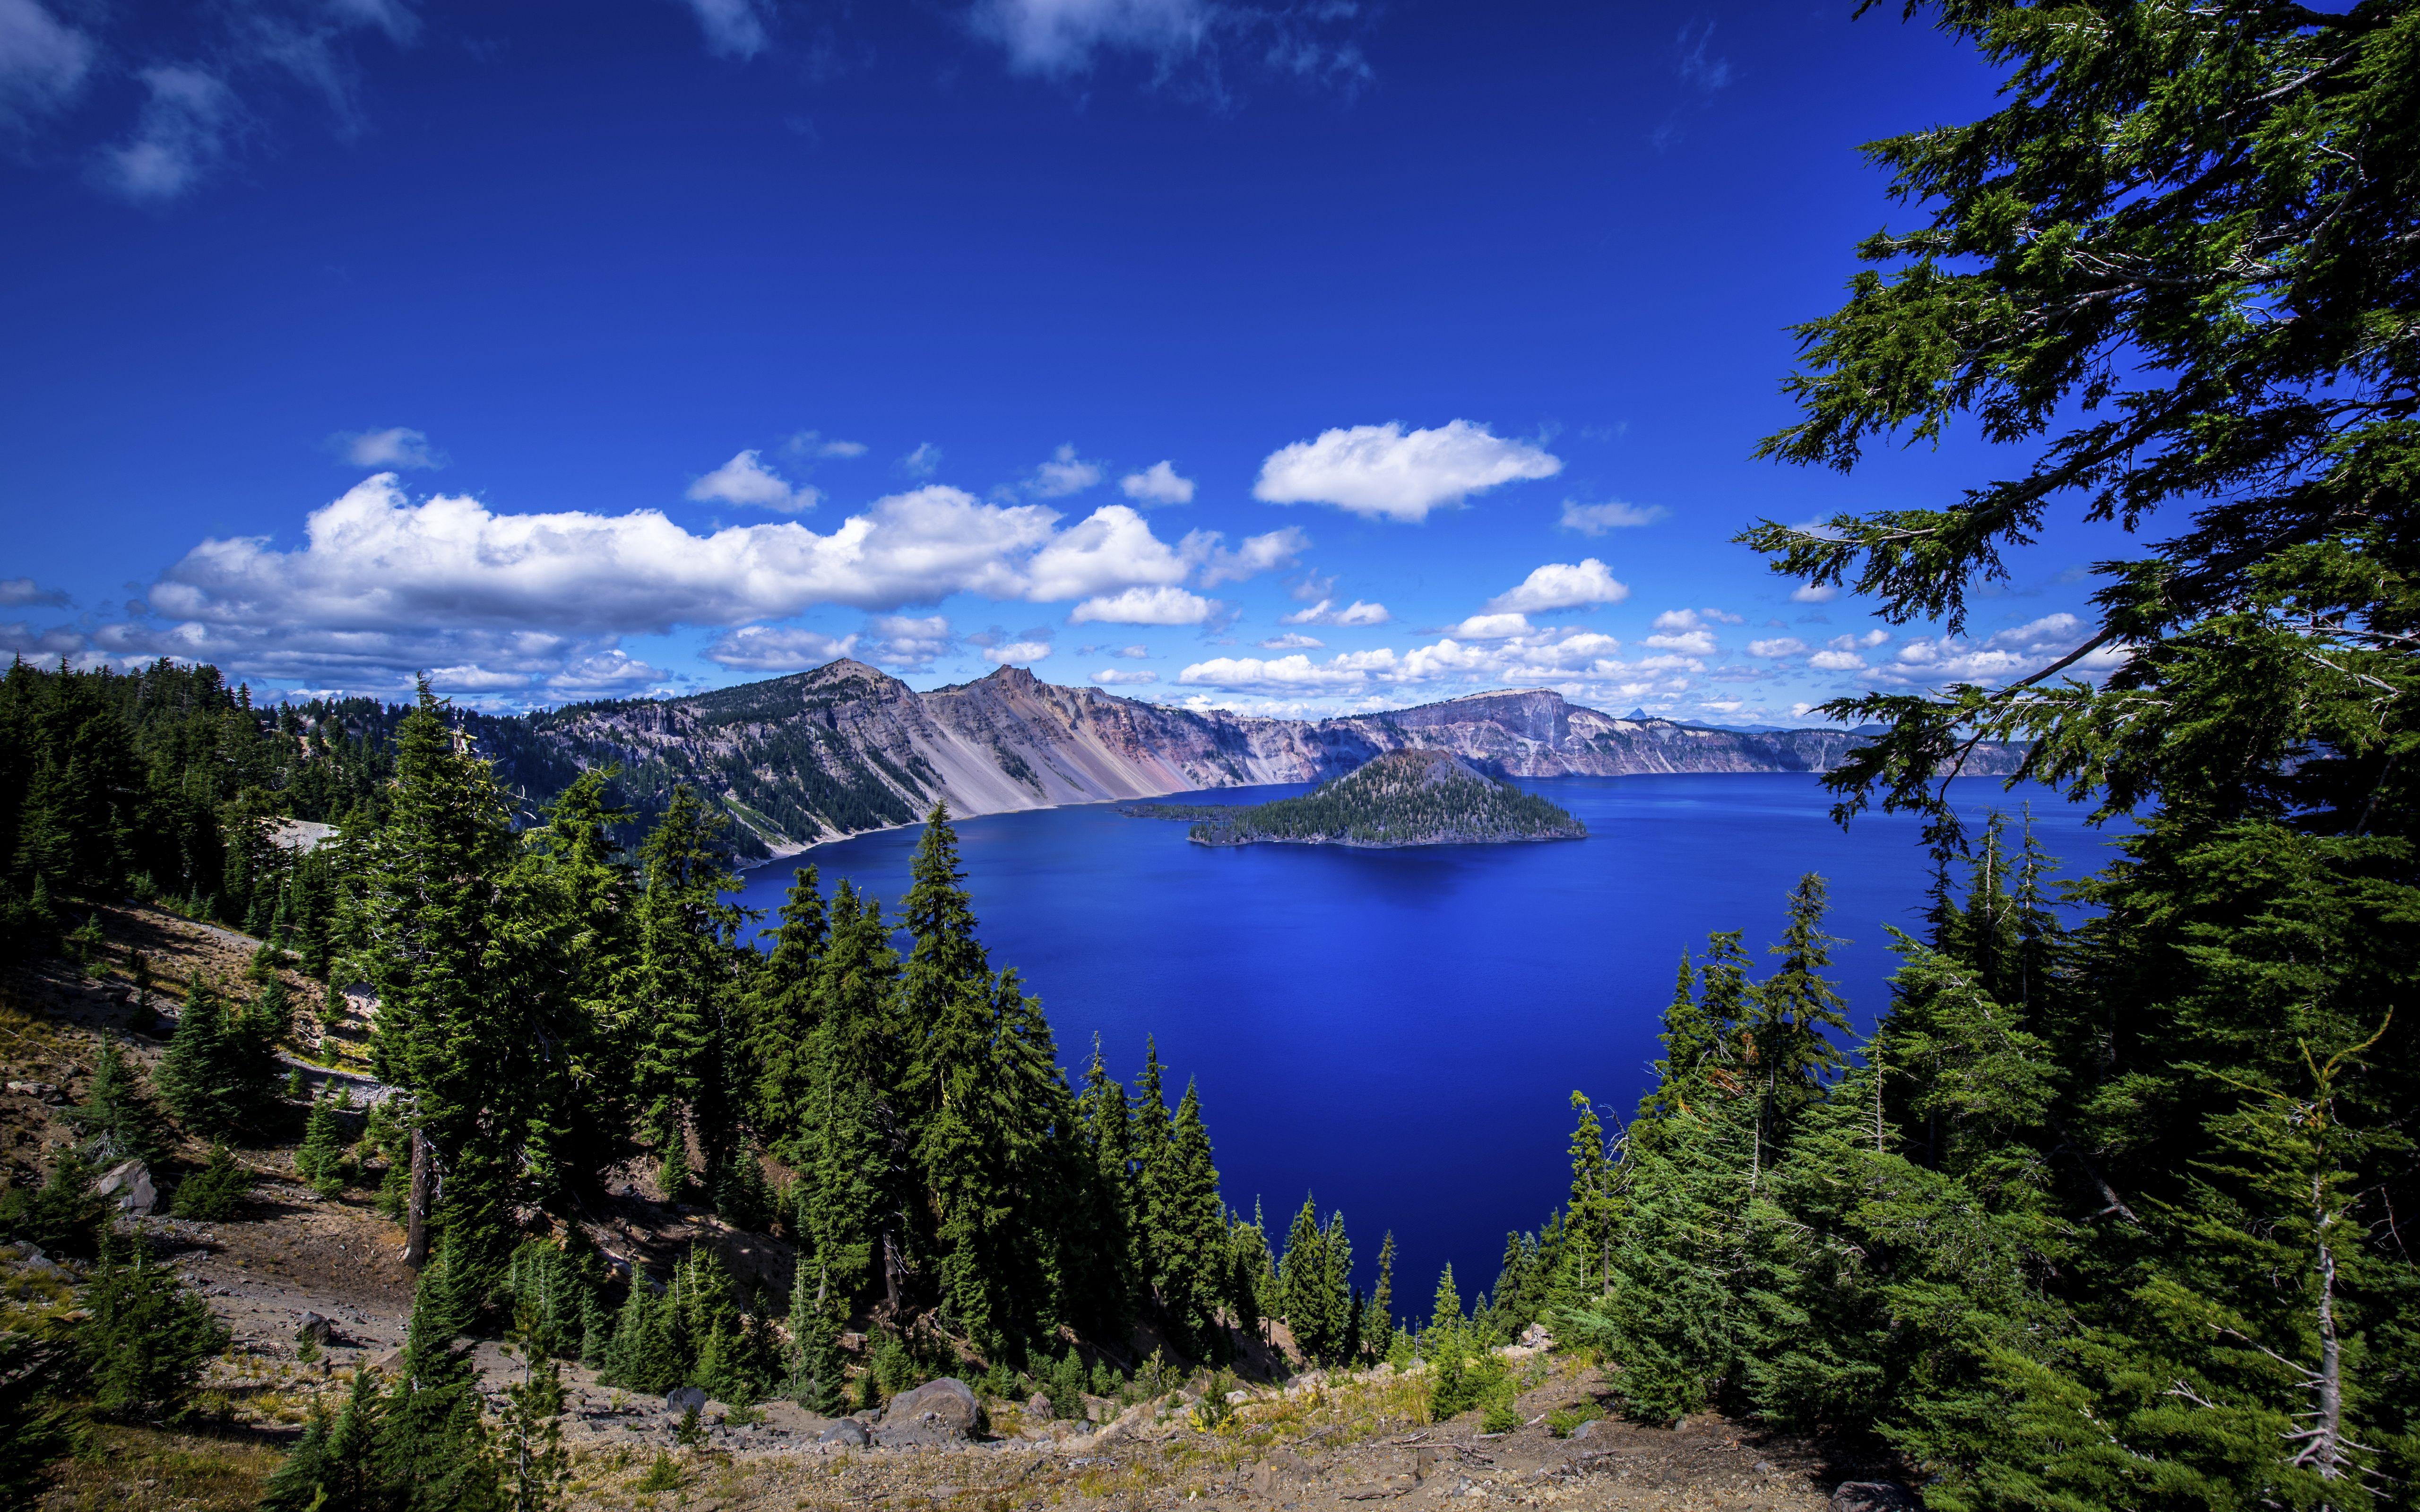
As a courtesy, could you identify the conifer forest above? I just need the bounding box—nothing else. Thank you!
[3,2,2417,1510]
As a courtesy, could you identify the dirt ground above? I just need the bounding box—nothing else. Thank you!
[6,905,1906,1512]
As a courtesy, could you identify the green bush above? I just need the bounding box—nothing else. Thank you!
[1045,1345,1087,1420]
[0,1151,110,1258]
[633,1452,683,1493]
[171,1145,250,1220]
[1546,1401,1603,1438]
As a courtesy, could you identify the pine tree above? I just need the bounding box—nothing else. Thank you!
[1279,1195,1336,1364]
[1366,1230,1397,1362]
[1744,873,1850,1184]
[630,786,749,1202]
[1071,1036,1138,1340]
[68,1037,165,1167]
[350,682,571,1281]
[80,1233,228,1418]
[1153,1079,1229,1356]
[296,1092,353,1195]
[787,1257,847,1414]
[748,864,828,1158]
[1562,1092,1614,1293]
[156,973,277,1138]
[259,1397,335,1512]
[798,880,901,1310]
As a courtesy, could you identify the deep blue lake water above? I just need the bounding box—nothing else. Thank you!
[729,773,2120,1318]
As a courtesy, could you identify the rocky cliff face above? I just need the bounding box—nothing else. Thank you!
[508,662,2021,857]
[506,662,2023,861]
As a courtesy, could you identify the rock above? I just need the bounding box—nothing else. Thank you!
[1250,1452,1312,1497]
[1026,1390,1051,1414]
[296,1312,336,1346]
[5,1081,63,1103]
[666,1385,709,1414]
[367,1347,406,1373]
[818,1418,871,1447]
[1829,1483,1917,1512]
[1567,1419,1595,1441]
[882,1377,981,1436]
[1519,1322,1554,1350]
[96,1158,159,1216]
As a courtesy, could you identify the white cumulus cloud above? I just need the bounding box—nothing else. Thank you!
[1092,667,1160,686]
[1452,613,1532,641]
[332,427,447,471]
[1069,585,1218,626]
[687,449,818,512]
[1559,499,1666,535]
[1253,420,1561,522]
[1257,632,1323,650]
[83,475,1218,693]
[1808,649,1867,671]
[1747,637,1805,658]
[865,614,952,670]
[1791,583,1838,603]
[1031,443,1105,498]
[1120,460,1195,506]
[1195,526,1308,588]
[703,625,860,671]
[1642,628,1717,656]
[981,640,1054,665]
[1025,503,1190,601]
[0,577,69,607]
[1483,559,1628,614]
[1280,597,1390,627]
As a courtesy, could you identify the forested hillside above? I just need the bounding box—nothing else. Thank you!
[1126,748,1587,847]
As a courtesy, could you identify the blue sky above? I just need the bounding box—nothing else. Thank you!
[0,0,2133,722]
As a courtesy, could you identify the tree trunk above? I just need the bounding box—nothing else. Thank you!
[404,1128,432,1268]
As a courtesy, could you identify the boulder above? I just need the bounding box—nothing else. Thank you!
[666,1385,709,1414]
[1518,1322,1554,1350]
[882,1377,981,1436]
[1829,1484,1917,1512]
[1567,1419,1595,1441]
[96,1158,159,1216]
[818,1418,871,1447]
[295,1312,336,1347]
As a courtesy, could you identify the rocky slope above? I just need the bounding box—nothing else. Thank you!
[490,662,2023,859]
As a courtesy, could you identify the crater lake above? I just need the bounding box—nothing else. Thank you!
[730,772,2119,1317]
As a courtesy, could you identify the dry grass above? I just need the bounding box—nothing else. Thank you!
[36,1421,288,1512]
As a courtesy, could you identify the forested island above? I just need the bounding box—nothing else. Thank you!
[1121,748,1586,848]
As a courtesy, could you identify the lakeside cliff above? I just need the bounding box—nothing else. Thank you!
[479,661,2025,859]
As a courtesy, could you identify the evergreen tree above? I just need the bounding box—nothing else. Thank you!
[797,880,902,1310]
[351,682,572,1281]
[65,1037,164,1166]
[1562,1092,1615,1293]
[787,1257,847,1414]
[296,1092,353,1195]
[1154,1079,1229,1356]
[155,973,278,1138]
[1743,874,1850,1184]
[1280,1195,1339,1364]
[259,1398,336,1512]
[517,768,642,1204]
[1071,1037,1138,1340]
[80,1233,228,1419]
[1366,1230,1397,1362]
[629,786,749,1202]
[748,864,828,1157]
[378,1241,502,1510]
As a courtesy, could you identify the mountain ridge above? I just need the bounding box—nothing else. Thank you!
[492,659,2024,861]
